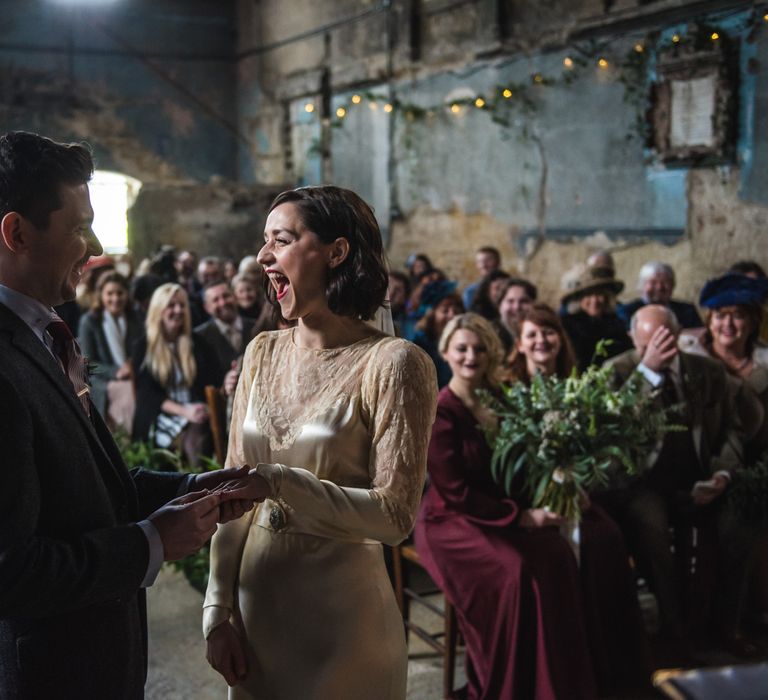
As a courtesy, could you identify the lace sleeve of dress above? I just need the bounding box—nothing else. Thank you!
[256,338,438,546]
[202,335,263,639]
[363,339,438,534]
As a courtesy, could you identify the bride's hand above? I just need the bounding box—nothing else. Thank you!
[212,471,272,503]
[206,621,248,686]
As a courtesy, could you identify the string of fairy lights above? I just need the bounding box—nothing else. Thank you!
[297,11,766,135]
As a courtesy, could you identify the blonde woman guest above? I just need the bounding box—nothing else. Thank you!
[132,283,218,466]
[416,311,648,700]
[77,271,142,430]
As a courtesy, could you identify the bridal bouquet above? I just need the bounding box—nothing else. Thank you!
[483,354,678,521]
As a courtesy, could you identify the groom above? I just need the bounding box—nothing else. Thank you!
[0,131,253,699]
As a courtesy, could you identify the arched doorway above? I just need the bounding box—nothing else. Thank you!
[90,170,142,254]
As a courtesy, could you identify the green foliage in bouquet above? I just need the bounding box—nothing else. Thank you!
[727,453,768,527]
[484,349,680,520]
[114,431,220,593]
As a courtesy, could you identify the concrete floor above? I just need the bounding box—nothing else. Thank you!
[146,567,767,700]
[145,567,464,700]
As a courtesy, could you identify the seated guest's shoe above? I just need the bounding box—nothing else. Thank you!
[722,631,763,660]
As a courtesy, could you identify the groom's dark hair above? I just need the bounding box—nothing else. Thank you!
[0,131,93,230]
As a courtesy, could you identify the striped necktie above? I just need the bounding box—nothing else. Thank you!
[47,315,91,416]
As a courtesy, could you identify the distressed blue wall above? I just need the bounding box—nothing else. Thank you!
[0,0,238,182]
[280,6,766,262]
[740,16,768,206]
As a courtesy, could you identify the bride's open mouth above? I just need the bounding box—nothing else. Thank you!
[268,271,290,301]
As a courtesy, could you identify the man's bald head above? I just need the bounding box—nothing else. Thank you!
[630,304,680,354]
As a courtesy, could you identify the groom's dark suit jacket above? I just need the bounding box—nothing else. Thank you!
[0,303,187,699]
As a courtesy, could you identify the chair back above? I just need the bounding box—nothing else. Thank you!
[204,385,227,464]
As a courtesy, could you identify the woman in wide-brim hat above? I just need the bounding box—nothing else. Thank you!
[560,265,633,371]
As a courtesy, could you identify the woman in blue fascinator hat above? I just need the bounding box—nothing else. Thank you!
[680,272,768,459]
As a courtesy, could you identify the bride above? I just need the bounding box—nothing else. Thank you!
[203,186,437,699]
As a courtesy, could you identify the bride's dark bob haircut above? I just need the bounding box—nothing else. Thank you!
[266,185,388,321]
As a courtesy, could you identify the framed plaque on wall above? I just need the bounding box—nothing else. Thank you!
[648,34,738,166]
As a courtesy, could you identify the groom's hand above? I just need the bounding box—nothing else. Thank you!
[194,466,256,523]
[148,490,223,561]
[207,621,248,686]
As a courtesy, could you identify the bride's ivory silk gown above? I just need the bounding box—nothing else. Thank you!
[204,329,437,700]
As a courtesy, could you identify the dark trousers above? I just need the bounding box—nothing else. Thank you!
[599,484,756,638]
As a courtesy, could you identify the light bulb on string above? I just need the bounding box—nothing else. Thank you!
[336,107,346,118]
[502,88,513,98]
[672,34,681,43]
[384,103,393,113]
[563,57,574,68]
[450,103,461,114]
[711,32,720,41]
[351,95,362,104]
[474,97,485,108]
[634,43,644,53]
[598,58,609,69]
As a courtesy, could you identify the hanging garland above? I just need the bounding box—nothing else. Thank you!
[298,10,765,147]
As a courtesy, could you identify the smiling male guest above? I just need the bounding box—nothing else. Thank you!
[194,281,255,386]
[0,131,256,699]
[617,261,703,330]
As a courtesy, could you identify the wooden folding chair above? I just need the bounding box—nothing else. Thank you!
[391,542,459,700]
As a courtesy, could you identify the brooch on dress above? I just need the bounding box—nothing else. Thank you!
[269,502,287,531]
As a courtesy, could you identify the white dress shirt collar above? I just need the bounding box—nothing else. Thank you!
[0,283,57,345]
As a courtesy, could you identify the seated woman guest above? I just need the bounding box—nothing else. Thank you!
[469,270,511,321]
[416,312,648,700]
[679,273,768,460]
[77,271,142,431]
[505,303,575,382]
[231,272,262,319]
[232,272,276,337]
[132,283,218,467]
[406,252,434,286]
[494,277,537,354]
[561,265,632,371]
[680,273,768,636]
[412,280,464,387]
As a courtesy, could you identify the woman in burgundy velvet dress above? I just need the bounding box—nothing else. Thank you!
[414,310,648,700]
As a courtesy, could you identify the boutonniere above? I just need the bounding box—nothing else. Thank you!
[84,357,98,385]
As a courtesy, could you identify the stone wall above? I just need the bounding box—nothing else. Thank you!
[237,0,768,310]
[128,182,287,262]
[4,0,765,287]
[0,0,238,184]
